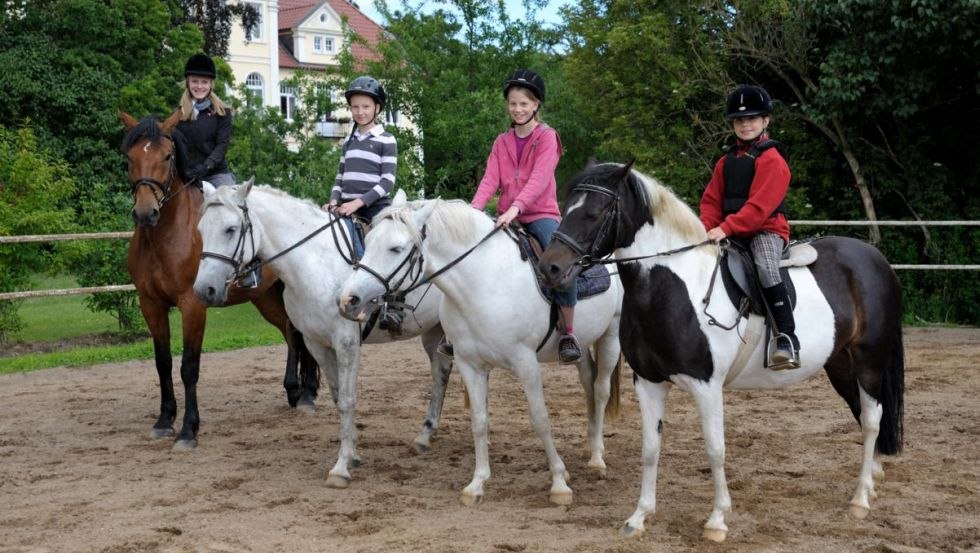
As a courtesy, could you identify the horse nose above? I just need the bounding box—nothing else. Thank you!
[338,294,362,321]
[131,208,160,228]
[539,260,563,287]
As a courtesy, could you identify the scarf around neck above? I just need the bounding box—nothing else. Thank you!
[192,98,213,119]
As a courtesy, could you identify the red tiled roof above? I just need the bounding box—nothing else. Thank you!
[277,0,384,62]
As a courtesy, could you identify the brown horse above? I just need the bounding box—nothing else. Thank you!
[120,111,318,449]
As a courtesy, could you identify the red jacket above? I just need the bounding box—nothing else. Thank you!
[471,123,562,224]
[699,138,791,243]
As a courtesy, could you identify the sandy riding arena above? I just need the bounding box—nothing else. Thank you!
[0,327,977,553]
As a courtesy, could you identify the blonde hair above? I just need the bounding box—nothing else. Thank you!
[179,84,229,121]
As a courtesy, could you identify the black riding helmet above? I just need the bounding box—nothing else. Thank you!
[725,84,773,119]
[185,53,216,79]
[345,76,387,107]
[503,69,545,103]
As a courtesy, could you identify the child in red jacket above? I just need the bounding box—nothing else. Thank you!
[699,84,799,369]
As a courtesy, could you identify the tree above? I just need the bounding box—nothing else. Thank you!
[0,125,77,341]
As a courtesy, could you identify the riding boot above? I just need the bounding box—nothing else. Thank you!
[762,282,801,370]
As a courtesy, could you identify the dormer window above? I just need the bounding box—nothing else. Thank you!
[313,35,334,54]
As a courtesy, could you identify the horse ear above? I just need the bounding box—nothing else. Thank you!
[585,157,598,169]
[201,180,217,197]
[162,110,181,132]
[242,177,255,196]
[618,159,636,179]
[120,111,139,130]
[393,188,407,206]
[411,199,439,229]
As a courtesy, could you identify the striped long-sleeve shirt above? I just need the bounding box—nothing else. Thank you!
[331,124,397,208]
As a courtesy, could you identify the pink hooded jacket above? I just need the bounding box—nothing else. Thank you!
[471,123,563,224]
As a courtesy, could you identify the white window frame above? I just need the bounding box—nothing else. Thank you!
[280,83,298,121]
[245,73,264,105]
[245,2,264,42]
[312,34,335,54]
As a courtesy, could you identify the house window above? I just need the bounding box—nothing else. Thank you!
[245,73,264,106]
[280,83,297,121]
[245,2,264,42]
[385,106,400,126]
[313,35,334,54]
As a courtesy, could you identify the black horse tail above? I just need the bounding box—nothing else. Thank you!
[875,327,905,456]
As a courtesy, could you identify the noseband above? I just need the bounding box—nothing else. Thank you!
[200,200,261,288]
[551,182,621,268]
[129,135,184,208]
[352,224,429,319]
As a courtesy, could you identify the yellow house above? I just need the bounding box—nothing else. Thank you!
[225,0,396,140]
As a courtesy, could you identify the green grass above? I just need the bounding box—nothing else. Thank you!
[1,275,286,374]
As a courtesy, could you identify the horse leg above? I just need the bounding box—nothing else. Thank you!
[250,285,319,411]
[515,359,572,506]
[586,334,622,478]
[325,337,361,488]
[850,386,884,519]
[414,326,454,454]
[141,299,176,439]
[689,382,731,542]
[458,359,491,506]
[623,377,670,537]
[173,298,206,450]
[574,349,604,477]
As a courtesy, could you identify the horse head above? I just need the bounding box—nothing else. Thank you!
[120,111,183,227]
[194,177,258,306]
[539,160,648,289]
[338,194,436,322]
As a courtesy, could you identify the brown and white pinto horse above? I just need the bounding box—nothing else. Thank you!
[121,111,318,449]
[538,162,904,542]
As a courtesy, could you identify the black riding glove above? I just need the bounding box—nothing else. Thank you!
[186,164,208,182]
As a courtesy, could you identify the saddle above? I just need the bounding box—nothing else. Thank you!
[512,224,612,302]
[719,238,817,316]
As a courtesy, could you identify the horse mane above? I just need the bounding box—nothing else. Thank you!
[377,199,483,248]
[120,116,166,153]
[205,183,326,220]
[629,168,707,243]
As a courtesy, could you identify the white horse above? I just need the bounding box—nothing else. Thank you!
[338,196,625,506]
[192,180,454,487]
[538,162,905,541]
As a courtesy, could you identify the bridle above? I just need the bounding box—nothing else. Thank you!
[348,224,429,323]
[551,181,622,268]
[199,196,345,289]
[128,135,187,208]
[551,177,714,269]
[199,199,261,288]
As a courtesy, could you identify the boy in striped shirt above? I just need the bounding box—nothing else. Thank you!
[324,76,397,257]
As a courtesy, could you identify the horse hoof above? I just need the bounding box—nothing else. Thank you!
[549,490,573,506]
[412,440,430,455]
[172,438,197,451]
[702,527,727,542]
[325,474,351,489]
[588,462,607,479]
[460,492,483,507]
[296,401,316,415]
[150,427,175,439]
[621,523,644,538]
[849,503,870,519]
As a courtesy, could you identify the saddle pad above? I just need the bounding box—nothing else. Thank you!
[517,233,612,301]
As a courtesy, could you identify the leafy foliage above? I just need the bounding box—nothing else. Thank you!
[0,125,77,340]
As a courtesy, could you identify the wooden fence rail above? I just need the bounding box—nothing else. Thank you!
[1,221,977,300]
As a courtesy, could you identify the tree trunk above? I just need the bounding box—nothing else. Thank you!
[834,119,881,244]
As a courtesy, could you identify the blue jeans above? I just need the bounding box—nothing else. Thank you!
[343,200,390,258]
[526,217,577,307]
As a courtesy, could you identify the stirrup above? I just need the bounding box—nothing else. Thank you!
[766,333,800,371]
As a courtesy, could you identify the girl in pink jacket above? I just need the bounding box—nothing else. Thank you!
[468,69,581,365]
